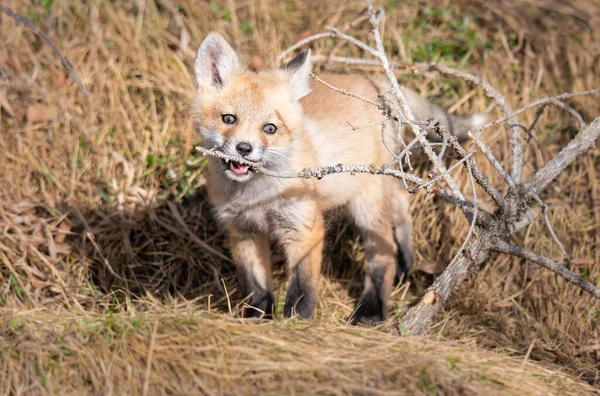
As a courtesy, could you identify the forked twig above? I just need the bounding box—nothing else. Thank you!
[410,151,476,194]
[195,146,423,183]
[493,241,600,300]
[195,146,484,217]
[310,73,382,108]
[276,32,336,62]
[474,89,599,137]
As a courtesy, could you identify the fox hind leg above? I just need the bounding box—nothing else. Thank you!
[392,185,414,284]
[348,181,398,325]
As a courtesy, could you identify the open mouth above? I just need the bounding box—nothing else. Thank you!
[229,160,250,175]
[221,159,254,181]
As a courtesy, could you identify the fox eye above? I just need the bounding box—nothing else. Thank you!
[222,114,236,124]
[263,124,277,134]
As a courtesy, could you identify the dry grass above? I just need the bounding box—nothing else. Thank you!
[1,305,594,395]
[0,0,599,394]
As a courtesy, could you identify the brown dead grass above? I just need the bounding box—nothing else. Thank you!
[0,0,599,394]
[0,305,593,395]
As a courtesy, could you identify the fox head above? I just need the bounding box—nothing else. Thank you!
[192,32,312,183]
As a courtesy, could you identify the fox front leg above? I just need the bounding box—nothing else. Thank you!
[274,206,325,319]
[228,230,274,318]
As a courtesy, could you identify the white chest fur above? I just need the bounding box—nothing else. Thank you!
[210,169,304,234]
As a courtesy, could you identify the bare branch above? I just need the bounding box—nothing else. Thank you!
[313,53,595,128]
[196,146,485,219]
[325,26,380,57]
[277,32,336,62]
[394,118,413,172]
[195,146,424,184]
[311,53,528,182]
[430,123,506,207]
[402,205,538,335]
[402,231,492,335]
[271,2,600,336]
[506,208,538,235]
[410,151,475,194]
[348,118,389,131]
[531,194,568,256]
[469,132,516,188]
[375,85,469,212]
[474,89,600,136]
[524,115,600,194]
[313,53,595,145]
[310,73,382,108]
[312,54,395,67]
[365,2,414,121]
[407,62,523,183]
[309,34,517,207]
[433,133,449,174]
[0,5,89,97]
[457,159,479,258]
[492,241,600,300]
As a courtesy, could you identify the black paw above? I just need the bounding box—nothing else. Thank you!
[243,291,274,319]
[238,267,274,319]
[284,269,317,319]
[284,294,316,318]
[350,291,385,325]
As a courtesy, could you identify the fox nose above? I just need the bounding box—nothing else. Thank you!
[236,142,253,157]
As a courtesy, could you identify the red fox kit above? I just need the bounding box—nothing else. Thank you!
[192,32,483,324]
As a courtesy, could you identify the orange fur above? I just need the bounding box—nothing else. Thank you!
[192,32,482,323]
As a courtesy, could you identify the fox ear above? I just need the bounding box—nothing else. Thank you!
[194,32,240,91]
[282,49,312,101]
